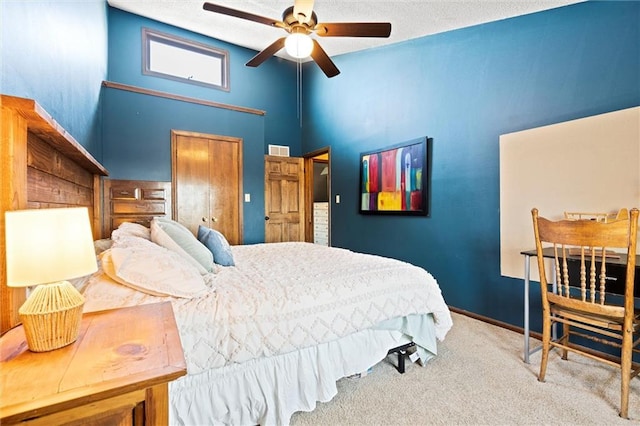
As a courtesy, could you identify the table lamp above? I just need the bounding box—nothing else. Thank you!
[4,207,98,352]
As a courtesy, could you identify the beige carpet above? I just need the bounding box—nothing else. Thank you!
[290,312,640,425]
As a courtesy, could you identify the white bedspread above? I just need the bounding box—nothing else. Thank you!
[84,242,452,375]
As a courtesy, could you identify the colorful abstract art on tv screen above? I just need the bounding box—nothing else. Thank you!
[360,137,431,216]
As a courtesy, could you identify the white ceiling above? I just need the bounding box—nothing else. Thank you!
[107,0,583,60]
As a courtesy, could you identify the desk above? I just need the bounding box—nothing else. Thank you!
[520,248,640,363]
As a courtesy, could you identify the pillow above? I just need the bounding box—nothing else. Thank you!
[102,247,207,298]
[112,222,151,240]
[110,234,159,251]
[150,218,214,274]
[197,226,235,266]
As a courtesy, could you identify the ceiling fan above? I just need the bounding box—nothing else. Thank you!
[202,0,392,78]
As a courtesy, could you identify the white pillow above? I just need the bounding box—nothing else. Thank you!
[102,247,207,298]
[150,218,214,274]
[111,234,159,251]
[112,222,151,240]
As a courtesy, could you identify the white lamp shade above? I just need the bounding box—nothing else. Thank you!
[5,207,98,287]
[285,33,314,59]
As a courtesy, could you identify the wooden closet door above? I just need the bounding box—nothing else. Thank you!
[208,138,241,245]
[172,134,210,235]
[171,131,243,245]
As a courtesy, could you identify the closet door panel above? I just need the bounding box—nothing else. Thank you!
[209,139,241,245]
[173,136,210,236]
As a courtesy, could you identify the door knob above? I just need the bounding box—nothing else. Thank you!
[265,216,270,221]
[212,217,218,222]
[202,217,206,222]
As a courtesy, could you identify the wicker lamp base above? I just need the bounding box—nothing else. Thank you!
[18,281,85,352]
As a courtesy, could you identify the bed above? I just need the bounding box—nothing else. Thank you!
[80,219,452,425]
[0,94,452,425]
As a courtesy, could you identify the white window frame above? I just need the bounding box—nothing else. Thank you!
[142,28,229,91]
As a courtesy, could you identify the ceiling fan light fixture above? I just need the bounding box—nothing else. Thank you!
[285,33,314,59]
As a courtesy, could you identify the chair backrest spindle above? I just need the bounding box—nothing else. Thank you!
[599,253,607,304]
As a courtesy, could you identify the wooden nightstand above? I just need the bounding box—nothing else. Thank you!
[0,302,186,425]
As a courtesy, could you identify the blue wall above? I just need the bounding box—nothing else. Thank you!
[102,87,266,244]
[106,8,301,154]
[301,1,640,330]
[102,8,303,244]
[1,0,108,159]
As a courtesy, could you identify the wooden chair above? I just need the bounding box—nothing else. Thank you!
[615,208,630,222]
[531,207,640,418]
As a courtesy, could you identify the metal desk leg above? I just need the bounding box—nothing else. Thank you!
[524,254,531,364]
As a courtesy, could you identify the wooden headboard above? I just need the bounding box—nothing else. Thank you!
[0,95,108,334]
[103,179,172,237]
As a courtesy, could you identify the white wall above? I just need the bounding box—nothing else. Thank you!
[500,107,640,280]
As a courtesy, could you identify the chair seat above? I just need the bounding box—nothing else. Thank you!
[550,304,640,332]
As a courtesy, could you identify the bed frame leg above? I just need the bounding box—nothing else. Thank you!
[387,342,415,374]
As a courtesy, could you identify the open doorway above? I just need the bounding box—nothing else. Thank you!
[304,148,330,246]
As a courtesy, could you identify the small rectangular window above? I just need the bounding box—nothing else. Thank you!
[142,28,229,91]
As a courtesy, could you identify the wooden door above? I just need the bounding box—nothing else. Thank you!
[172,131,243,244]
[208,137,242,244]
[264,155,305,243]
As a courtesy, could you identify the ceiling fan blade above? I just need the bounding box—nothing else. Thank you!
[310,40,340,78]
[203,2,282,27]
[293,0,315,24]
[246,37,286,67]
[315,22,392,38]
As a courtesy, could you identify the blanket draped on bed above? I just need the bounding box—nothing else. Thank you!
[84,242,452,375]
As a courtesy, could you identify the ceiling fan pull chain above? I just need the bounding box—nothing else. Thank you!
[298,59,303,127]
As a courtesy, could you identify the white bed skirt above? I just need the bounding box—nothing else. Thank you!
[169,327,412,425]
